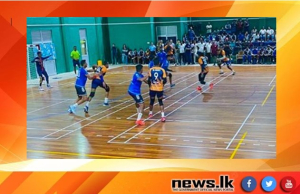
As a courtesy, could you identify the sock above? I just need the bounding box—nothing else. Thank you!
[86,102,89,107]
[149,111,153,115]
[73,103,78,107]
[104,97,108,103]
[137,113,143,121]
[220,69,224,73]
[161,112,165,117]
[136,108,139,114]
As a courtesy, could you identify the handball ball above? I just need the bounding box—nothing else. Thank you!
[147,42,150,44]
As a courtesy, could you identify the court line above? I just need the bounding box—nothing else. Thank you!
[27,149,138,159]
[27,137,58,140]
[51,73,197,139]
[226,104,257,149]
[125,118,275,126]
[261,85,275,106]
[118,79,132,84]
[269,75,276,86]
[109,141,276,154]
[230,131,248,159]
[124,73,232,143]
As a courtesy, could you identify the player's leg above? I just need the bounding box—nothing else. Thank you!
[37,70,44,91]
[217,59,224,74]
[42,70,52,88]
[226,61,235,75]
[157,91,166,122]
[73,60,77,74]
[168,72,175,88]
[149,91,156,118]
[69,86,87,113]
[101,82,110,106]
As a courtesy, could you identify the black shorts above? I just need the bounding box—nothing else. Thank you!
[75,85,87,96]
[128,91,144,104]
[73,60,80,67]
[149,90,164,99]
[201,63,208,72]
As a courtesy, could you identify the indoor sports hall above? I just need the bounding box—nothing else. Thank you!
[27,17,276,159]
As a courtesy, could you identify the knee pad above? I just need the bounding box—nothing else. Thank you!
[105,85,110,93]
[150,98,155,106]
[158,99,163,106]
[168,73,172,79]
[89,91,96,98]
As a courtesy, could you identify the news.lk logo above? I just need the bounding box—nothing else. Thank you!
[281,176,296,192]
[241,176,257,192]
[171,175,235,192]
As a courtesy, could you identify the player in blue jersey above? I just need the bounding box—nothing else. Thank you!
[197,54,213,92]
[157,49,175,88]
[31,51,52,91]
[68,60,97,114]
[128,64,148,126]
[84,61,110,113]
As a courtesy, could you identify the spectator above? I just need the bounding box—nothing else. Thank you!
[138,48,145,64]
[260,26,267,40]
[188,26,196,42]
[265,46,273,64]
[225,22,231,34]
[272,47,276,64]
[238,32,245,42]
[191,40,197,64]
[149,42,156,60]
[258,47,264,64]
[244,18,250,33]
[245,31,250,42]
[237,19,243,34]
[205,40,212,63]
[197,39,205,57]
[111,43,117,65]
[175,40,181,65]
[231,20,237,34]
[157,40,164,52]
[128,50,133,64]
[206,22,212,35]
[132,49,138,64]
[267,27,275,40]
[211,41,218,66]
[184,41,192,65]
[251,26,257,35]
[251,47,258,64]
[236,49,244,64]
[122,44,128,64]
[243,47,251,64]
[231,33,237,42]
[179,41,186,65]
[182,33,188,43]
[144,49,150,64]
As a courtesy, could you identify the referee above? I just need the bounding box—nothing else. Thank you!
[70,46,80,74]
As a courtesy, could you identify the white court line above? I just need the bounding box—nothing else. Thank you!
[42,73,194,139]
[27,137,58,140]
[118,79,131,84]
[109,141,276,154]
[56,74,199,140]
[109,74,226,143]
[126,117,275,126]
[226,104,257,149]
[122,133,276,143]
[123,74,232,143]
[269,75,276,86]
[27,100,69,114]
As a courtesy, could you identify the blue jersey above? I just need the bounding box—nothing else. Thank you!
[149,60,154,68]
[157,51,167,64]
[161,60,169,70]
[128,72,144,95]
[75,67,88,87]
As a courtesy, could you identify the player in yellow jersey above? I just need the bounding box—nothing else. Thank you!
[148,57,167,122]
[84,61,110,113]
[217,46,235,75]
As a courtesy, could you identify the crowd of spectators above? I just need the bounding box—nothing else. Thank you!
[111,19,276,65]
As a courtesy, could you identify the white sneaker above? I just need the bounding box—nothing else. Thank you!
[39,86,44,91]
[47,84,53,88]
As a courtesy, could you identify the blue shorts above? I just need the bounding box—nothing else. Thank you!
[37,69,48,77]
[128,91,144,104]
[75,85,87,96]
[91,79,105,89]
[149,90,164,99]
[222,60,231,65]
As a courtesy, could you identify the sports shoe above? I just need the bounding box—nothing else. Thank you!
[39,86,44,91]
[135,120,145,126]
[232,71,236,75]
[149,113,153,118]
[162,95,167,99]
[69,105,76,114]
[200,81,206,85]
[103,102,109,106]
[197,86,202,92]
[170,84,175,88]
[219,71,224,74]
[84,105,89,113]
[47,84,53,88]
[161,117,166,122]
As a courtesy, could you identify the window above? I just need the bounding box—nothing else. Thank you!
[31,30,52,44]
[156,26,177,43]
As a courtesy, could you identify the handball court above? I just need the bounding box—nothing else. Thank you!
[27,65,276,159]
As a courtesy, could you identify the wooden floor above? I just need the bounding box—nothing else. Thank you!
[27,65,276,159]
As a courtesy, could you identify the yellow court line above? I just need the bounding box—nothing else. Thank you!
[230,132,248,159]
[27,150,139,159]
[262,85,275,106]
